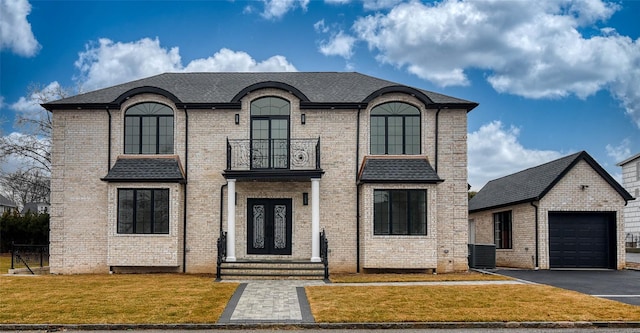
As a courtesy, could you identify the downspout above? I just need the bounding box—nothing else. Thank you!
[531,201,540,269]
[105,107,111,170]
[355,105,362,273]
[434,107,442,172]
[220,184,227,235]
[182,107,189,273]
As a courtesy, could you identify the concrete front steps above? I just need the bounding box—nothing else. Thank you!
[217,259,327,280]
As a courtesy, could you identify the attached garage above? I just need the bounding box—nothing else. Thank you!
[548,212,616,269]
[469,151,633,270]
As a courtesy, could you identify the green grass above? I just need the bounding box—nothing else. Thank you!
[0,274,238,324]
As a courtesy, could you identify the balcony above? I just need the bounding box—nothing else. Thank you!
[223,138,324,181]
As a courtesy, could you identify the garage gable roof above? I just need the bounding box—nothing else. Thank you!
[469,151,633,213]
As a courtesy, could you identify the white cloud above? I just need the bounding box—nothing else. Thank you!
[184,48,297,72]
[260,0,309,20]
[314,19,329,33]
[325,0,350,5]
[605,138,632,163]
[362,0,404,11]
[0,0,41,57]
[10,81,62,115]
[468,121,564,190]
[74,38,182,92]
[74,38,297,92]
[350,0,640,127]
[318,31,357,58]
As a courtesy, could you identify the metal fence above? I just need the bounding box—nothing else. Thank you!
[10,243,49,274]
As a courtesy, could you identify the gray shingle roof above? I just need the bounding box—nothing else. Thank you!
[359,156,443,183]
[0,194,16,208]
[617,152,640,166]
[42,72,477,109]
[102,156,185,183]
[469,151,633,212]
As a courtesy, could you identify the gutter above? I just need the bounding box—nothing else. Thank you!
[105,107,112,171]
[531,201,540,269]
[434,107,442,172]
[182,107,189,273]
[355,105,362,273]
[220,184,227,235]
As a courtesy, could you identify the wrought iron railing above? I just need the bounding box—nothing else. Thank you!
[227,138,321,171]
[320,229,329,281]
[10,243,49,274]
[216,232,227,280]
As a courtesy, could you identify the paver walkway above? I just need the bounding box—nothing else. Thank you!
[217,278,524,324]
[218,280,325,323]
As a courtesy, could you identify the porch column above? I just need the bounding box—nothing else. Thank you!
[311,178,321,262]
[226,179,236,262]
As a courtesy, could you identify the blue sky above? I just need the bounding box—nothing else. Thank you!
[1,0,639,190]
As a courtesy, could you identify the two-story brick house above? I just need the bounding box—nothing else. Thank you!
[43,72,477,275]
[618,153,640,247]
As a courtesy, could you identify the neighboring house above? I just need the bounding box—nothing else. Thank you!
[0,194,17,214]
[617,153,640,247]
[469,151,633,270]
[21,202,50,215]
[43,72,477,275]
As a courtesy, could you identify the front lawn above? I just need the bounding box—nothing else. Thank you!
[330,271,510,283]
[0,274,238,324]
[306,284,640,322]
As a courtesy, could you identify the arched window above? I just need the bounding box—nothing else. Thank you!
[124,102,174,154]
[250,97,290,169]
[370,102,420,155]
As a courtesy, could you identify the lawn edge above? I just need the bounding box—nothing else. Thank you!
[2,321,640,330]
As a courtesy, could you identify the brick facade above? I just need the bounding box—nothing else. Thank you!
[49,74,473,274]
[470,160,628,269]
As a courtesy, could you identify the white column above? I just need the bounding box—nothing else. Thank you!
[311,178,321,262]
[226,179,236,262]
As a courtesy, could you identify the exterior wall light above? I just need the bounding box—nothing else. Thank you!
[303,192,309,205]
[235,113,240,125]
[301,113,306,125]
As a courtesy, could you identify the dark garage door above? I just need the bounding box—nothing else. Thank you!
[548,212,616,269]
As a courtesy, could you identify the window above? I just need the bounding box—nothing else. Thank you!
[118,189,169,234]
[250,97,290,169]
[374,189,426,235]
[124,102,174,154]
[370,102,420,155]
[494,211,512,249]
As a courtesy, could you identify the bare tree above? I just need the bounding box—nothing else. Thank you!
[0,82,71,208]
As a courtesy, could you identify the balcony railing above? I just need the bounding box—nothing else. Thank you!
[227,138,321,171]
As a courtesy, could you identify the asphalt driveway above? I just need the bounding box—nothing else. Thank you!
[496,269,640,306]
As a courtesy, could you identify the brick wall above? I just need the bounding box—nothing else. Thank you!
[51,89,470,274]
[470,159,627,270]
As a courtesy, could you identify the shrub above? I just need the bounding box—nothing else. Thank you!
[0,210,49,252]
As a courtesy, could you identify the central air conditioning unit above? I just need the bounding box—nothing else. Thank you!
[468,243,496,269]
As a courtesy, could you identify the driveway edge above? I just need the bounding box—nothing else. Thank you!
[2,321,640,330]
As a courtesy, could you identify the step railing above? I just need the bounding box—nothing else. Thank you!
[320,229,329,281]
[216,232,227,280]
